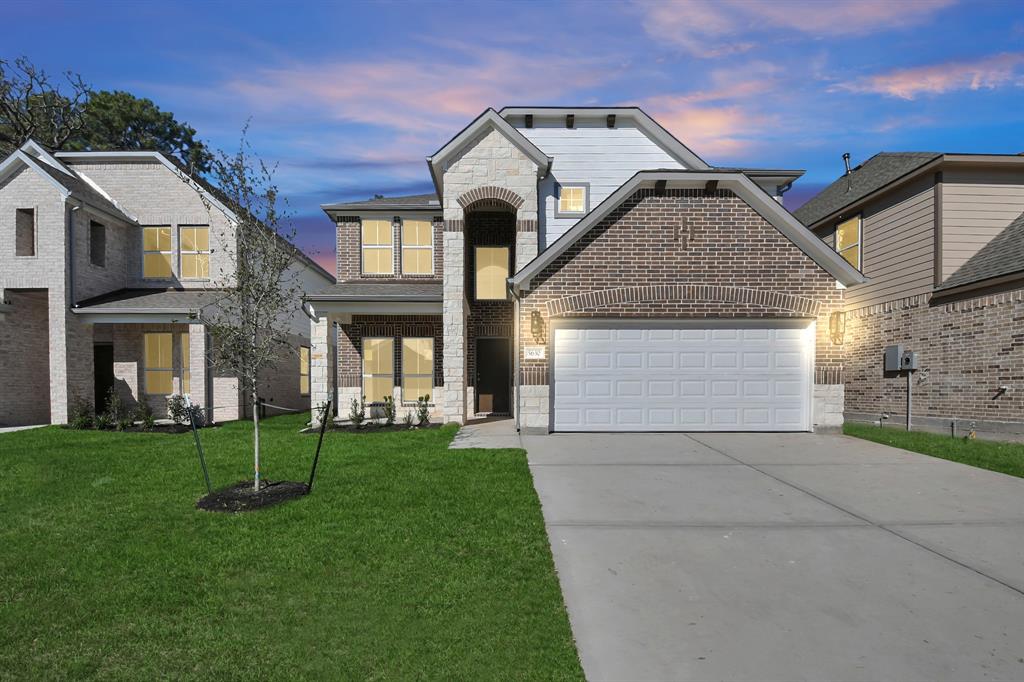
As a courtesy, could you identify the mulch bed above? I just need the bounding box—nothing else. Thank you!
[303,423,444,434]
[64,423,196,434]
[196,480,309,513]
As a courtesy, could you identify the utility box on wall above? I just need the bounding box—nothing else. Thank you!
[884,344,904,372]
[901,351,919,371]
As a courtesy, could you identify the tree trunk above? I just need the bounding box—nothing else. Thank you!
[252,384,261,492]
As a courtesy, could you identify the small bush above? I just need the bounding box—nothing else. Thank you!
[94,412,113,430]
[135,403,156,431]
[416,396,430,427]
[115,414,134,432]
[349,396,366,428]
[167,394,189,425]
[68,396,94,430]
[105,387,127,424]
[402,412,415,429]
[382,396,396,426]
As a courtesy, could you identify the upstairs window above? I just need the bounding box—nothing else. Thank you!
[362,337,394,403]
[361,219,393,275]
[15,208,35,257]
[90,220,106,267]
[299,346,310,396]
[401,219,433,275]
[180,225,210,279]
[143,226,173,279]
[835,215,861,270]
[556,184,588,217]
[144,332,173,395]
[475,246,509,300]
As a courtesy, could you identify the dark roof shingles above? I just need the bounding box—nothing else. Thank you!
[323,193,439,211]
[938,212,1024,290]
[75,288,222,311]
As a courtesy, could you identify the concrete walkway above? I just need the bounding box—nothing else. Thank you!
[0,424,47,434]
[523,431,1024,682]
[448,417,523,449]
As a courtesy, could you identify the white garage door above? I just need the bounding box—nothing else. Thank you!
[552,324,813,432]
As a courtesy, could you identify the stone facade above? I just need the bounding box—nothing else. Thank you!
[517,187,845,432]
[843,289,1024,440]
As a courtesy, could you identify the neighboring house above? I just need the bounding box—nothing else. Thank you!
[796,152,1024,441]
[0,141,334,427]
[305,107,864,432]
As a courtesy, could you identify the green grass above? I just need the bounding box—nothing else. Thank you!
[0,415,582,680]
[844,422,1024,478]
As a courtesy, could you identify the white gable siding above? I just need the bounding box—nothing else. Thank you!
[516,119,687,248]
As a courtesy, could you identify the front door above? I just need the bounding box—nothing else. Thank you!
[94,344,115,412]
[476,338,511,415]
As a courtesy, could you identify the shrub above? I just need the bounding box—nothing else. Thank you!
[105,387,127,424]
[94,412,113,430]
[135,403,156,431]
[115,414,134,432]
[166,394,188,425]
[349,396,366,428]
[416,396,430,427]
[402,412,415,429]
[68,396,94,430]
[382,396,396,426]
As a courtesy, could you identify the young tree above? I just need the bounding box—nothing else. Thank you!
[200,128,304,491]
[0,56,89,156]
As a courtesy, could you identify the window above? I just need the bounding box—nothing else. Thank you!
[144,332,173,395]
[556,184,588,216]
[15,208,35,257]
[475,246,509,300]
[299,346,310,396]
[835,215,861,270]
[89,220,106,267]
[401,219,433,275]
[143,226,173,278]
[362,337,393,403]
[361,219,393,275]
[180,332,191,394]
[180,225,210,279]
[402,337,433,403]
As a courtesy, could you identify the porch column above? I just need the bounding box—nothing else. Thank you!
[442,221,468,424]
[188,324,210,421]
[310,313,335,426]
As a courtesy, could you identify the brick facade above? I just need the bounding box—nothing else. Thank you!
[844,289,1024,438]
[335,215,443,282]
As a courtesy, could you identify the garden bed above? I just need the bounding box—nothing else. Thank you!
[196,479,308,512]
[63,422,198,434]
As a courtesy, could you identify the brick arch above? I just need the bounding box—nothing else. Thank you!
[457,185,525,210]
[545,284,821,317]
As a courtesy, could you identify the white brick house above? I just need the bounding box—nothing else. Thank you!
[306,108,864,433]
[0,140,334,426]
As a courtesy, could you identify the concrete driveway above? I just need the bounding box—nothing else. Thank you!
[522,431,1024,682]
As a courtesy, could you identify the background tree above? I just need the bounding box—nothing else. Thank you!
[200,128,304,491]
[68,90,213,174]
[0,56,89,156]
[1,56,212,173]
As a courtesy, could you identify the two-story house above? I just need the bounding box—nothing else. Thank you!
[0,140,334,427]
[305,107,865,432]
[796,152,1024,441]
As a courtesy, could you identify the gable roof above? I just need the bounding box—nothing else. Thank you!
[937,211,1024,292]
[426,109,553,199]
[511,169,867,289]
[499,106,712,171]
[322,193,439,212]
[794,152,941,228]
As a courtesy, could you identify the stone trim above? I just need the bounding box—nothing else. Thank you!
[815,366,844,385]
[521,366,549,385]
[444,219,464,232]
[545,284,821,317]
[516,219,537,233]
[847,289,1024,318]
[457,186,525,210]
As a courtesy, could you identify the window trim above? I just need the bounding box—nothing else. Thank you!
[554,182,590,218]
[142,225,174,280]
[144,332,174,396]
[834,214,862,271]
[401,337,434,404]
[474,245,510,301]
[360,218,395,276]
[400,218,434,276]
[178,224,211,281]
[299,346,310,396]
[14,207,37,258]
[361,336,394,404]
[179,332,191,395]
[89,220,106,268]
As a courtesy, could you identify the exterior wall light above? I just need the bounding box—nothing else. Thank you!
[531,310,547,344]
[829,310,846,345]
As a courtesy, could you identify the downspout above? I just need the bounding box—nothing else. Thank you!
[509,280,522,433]
[68,201,81,307]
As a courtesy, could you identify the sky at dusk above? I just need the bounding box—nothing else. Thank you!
[4,0,1024,272]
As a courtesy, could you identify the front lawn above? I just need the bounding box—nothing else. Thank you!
[844,422,1024,478]
[0,414,582,680]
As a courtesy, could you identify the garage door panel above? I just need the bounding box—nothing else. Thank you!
[552,323,812,432]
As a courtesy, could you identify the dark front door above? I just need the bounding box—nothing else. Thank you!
[94,344,115,412]
[476,338,511,414]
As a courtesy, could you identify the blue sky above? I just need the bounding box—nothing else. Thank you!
[4,0,1024,270]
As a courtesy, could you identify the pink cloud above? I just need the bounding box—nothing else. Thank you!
[638,0,956,56]
[636,94,775,158]
[835,52,1024,99]
[223,48,614,135]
